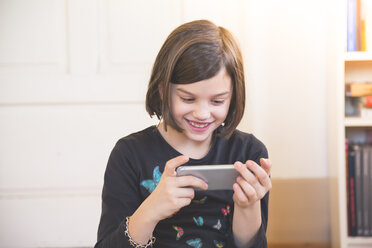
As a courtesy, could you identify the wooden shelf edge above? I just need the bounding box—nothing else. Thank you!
[344,52,372,61]
[344,118,372,127]
[347,236,372,245]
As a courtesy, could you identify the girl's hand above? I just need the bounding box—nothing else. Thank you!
[148,155,208,221]
[232,158,272,208]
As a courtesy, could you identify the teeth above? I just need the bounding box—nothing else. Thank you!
[189,121,209,128]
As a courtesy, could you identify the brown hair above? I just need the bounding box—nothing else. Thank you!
[146,20,245,138]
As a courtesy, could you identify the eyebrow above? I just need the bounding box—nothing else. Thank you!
[176,88,230,97]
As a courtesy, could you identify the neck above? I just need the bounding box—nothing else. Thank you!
[157,122,212,160]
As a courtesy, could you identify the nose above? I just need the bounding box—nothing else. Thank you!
[193,102,211,120]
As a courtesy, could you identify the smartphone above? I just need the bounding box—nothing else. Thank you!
[176,164,239,190]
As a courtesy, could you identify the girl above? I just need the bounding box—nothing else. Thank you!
[95,20,272,248]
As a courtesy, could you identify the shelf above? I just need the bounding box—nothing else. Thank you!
[347,237,372,245]
[344,117,372,127]
[344,52,372,61]
[330,1,372,248]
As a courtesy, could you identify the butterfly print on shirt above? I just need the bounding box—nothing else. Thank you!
[172,225,184,240]
[221,205,231,216]
[186,238,202,248]
[214,240,224,248]
[192,196,207,204]
[140,166,161,193]
[193,216,204,227]
[213,219,222,230]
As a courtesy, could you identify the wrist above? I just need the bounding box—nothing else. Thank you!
[133,198,160,227]
[234,200,261,211]
[142,193,164,223]
[127,212,157,245]
[234,200,261,216]
[233,201,262,247]
[127,198,160,245]
[125,216,156,247]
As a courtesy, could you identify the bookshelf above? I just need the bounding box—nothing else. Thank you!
[329,1,372,248]
[345,117,372,127]
[345,51,372,61]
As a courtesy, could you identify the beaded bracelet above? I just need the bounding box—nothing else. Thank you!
[123,216,156,248]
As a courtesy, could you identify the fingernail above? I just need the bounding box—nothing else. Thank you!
[236,162,241,168]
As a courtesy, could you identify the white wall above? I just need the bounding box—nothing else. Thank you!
[240,0,330,179]
[0,0,333,246]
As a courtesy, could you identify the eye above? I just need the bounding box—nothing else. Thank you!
[180,97,195,103]
[212,99,225,105]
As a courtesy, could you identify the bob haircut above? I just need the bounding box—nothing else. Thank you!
[146,19,245,138]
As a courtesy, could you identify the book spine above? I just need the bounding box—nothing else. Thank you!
[364,0,372,52]
[369,146,372,236]
[348,0,357,51]
[357,0,362,51]
[361,0,367,51]
[362,145,370,236]
[354,145,363,236]
[346,82,372,97]
[348,147,357,236]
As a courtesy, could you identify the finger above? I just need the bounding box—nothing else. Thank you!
[247,160,271,188]
[239,174,269,200]
[260,158,272,176]
[234,161,257,186]
[164,155,189,176]
[176,175,208,190]
[233,182,250,205]
[236,176,258,201]
[176,197,193,208]
[176,187,196,199]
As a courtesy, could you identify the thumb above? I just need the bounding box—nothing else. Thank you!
[164,155,189,176]
[260,158,272,176]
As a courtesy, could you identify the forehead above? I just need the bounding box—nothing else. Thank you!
[172,67,232,95]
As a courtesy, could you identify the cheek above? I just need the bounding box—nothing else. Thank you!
[213,104,230,120]
[221,100,232,116]
[171,100,190,118]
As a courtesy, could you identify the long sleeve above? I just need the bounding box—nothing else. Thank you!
[227,137,270,248]
[95,142,142,248]
[226,191,269,248]
[244,141,270,248]
[247,143,269,247]
[95,127,271,248]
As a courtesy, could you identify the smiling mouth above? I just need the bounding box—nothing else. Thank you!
[187,120,211,128]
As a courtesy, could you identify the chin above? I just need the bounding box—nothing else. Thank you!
[185,130,215,143]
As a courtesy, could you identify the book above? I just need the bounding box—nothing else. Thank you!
[345,82,372,97]
[363,0,372,52]
[347,145,357,236]
[354,145,363,236]
[357,0,362,51]
[370,146,372,235]
[345,96,361,117]
[357,95,372,118]
[361,0,367,51]
[360,107,372,118]
[362,145,370,236]
[365,95,372,107]
[348,0,358,51]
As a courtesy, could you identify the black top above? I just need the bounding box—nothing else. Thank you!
[95,126,269,248]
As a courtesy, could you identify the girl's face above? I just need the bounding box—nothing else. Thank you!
[170,67,232,144]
